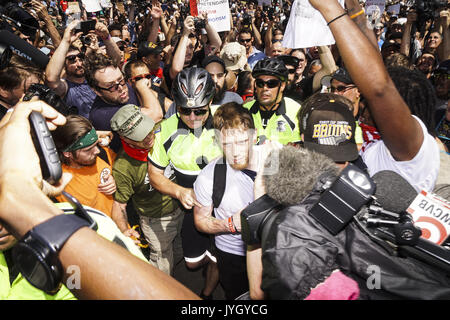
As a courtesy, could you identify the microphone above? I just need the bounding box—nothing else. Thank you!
[263,146,339,206]
[0,30,49,69]
[371,170,418,214]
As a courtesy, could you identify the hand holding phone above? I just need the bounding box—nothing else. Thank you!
[29,111,62,185]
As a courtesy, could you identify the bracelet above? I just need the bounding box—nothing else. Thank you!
[228,217,237,234]
[350,9,365,19]
[327,12,348,26]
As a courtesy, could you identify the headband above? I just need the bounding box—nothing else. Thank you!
[63,128,98,152]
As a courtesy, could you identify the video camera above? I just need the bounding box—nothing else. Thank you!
[241,163,450,275]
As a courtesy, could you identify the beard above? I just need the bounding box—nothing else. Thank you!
[213,83,226,104]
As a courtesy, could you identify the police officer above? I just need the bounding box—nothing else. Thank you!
[147,67,222,299]
[244,57,302,145]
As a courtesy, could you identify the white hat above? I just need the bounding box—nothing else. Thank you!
[220,42,248,72]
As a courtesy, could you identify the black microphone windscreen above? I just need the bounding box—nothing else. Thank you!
[372,170,418,213]
[263,146,339,206]
[0,30,49,69]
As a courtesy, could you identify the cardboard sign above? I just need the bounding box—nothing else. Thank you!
[117,2,125,13]
[407,190,450,245]
[67,1,81,13]
[197,0,231,32]
[282,0,345,49]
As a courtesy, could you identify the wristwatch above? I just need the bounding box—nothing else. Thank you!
[12,192,97,294]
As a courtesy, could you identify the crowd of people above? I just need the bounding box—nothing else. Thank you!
[0,0,449,300]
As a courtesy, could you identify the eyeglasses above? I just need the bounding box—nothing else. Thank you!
[96,78,126,92]
[287,68,296,74]
[239,38,252,43]
[255,79,281,89]
[66,53,84,63]
[118,45,125,51]
[330,85,356,93]
[130,73,152,82]
[178,107,209,116]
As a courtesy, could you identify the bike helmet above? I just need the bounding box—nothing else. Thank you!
[172,67,215,108]
[252,57,289,82]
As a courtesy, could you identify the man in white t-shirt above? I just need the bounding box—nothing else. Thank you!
[193,102,258,300]
[307,0,440,193]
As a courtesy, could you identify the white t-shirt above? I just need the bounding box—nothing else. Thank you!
[361,116,440,192]
[194,158,255,256]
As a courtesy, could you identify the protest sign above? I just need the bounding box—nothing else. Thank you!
[196,0,231,32]
[81,0,102,12]
[282,0,345,49]
[387,3,400,15]
[365,0,386,26]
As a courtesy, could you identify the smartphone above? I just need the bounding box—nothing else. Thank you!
[75,20,96,34]
[29,111,62,185]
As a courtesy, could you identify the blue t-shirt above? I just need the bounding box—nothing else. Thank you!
[89,84,139,152]
[64,79,97,119]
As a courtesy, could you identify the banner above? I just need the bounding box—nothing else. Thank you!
[197,0,231,32]
[282,0,345,49]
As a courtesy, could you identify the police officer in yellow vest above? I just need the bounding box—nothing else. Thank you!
[148,67,222,299]
[244,57,302,145]
[0,202,147,300]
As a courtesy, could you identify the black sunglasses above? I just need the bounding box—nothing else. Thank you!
[66,53,84,63]
[255,79,281,89]
[330,85,356,93]
[287,68,296,74]
[239,38,252,43]
[178,107,209,116]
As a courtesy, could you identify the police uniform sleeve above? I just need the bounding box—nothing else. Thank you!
[148,127,170,170]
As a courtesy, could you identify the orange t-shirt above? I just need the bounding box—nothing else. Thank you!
[56,148,116,217]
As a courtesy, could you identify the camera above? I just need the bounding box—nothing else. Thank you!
[23,83,78,116]
[242,13,252,27]
[81,35,92,46]
[193,17,206,32]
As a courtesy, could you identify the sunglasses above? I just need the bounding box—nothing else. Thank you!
[239,38,252,43]
[130,73,152,82]
[118,45,125,51]
[178,107,209,116]
[97,78,126,92]
[255,79,281,89]
[287,68,296,74]
[66,53,84,63]
[330,85,356,93]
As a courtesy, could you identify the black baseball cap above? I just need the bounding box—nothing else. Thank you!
[321,67,354,87]
[201,55,226,71]
[302,99,358,162]
[137,41,163,59]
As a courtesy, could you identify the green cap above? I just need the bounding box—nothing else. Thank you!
[110,104,155,141]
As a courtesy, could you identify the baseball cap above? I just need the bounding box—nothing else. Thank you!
[302,99,358,162]
[137,41,163,59]
[321,67,353,87]
[277,55,300,68]
[110,104,155,141]
[219,42,248,72]
[201,55,226,71]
